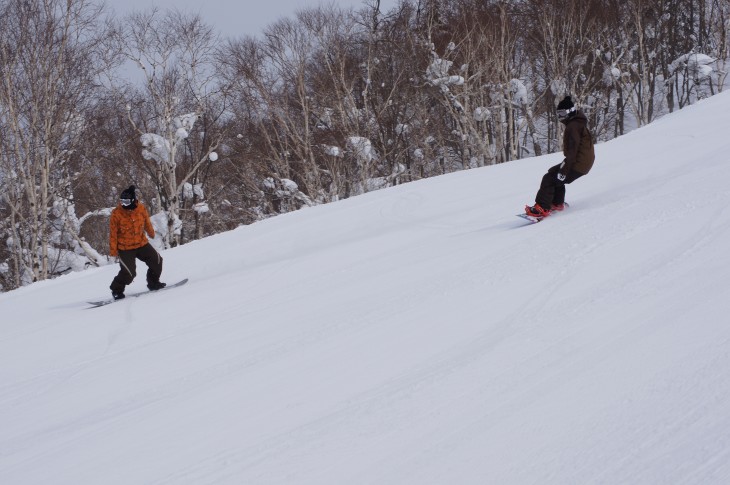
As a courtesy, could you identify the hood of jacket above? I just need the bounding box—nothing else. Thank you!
[561,110,588,126]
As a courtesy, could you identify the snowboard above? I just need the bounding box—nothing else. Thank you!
[517,202,569,224]
[87,278,188,308]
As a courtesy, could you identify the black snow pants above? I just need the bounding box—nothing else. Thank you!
[535,163,585,210]
[110,243,163,293]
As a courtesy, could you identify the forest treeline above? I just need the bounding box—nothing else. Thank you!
[1,0,728,290]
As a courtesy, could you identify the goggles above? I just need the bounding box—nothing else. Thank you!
[120,198,134,207]
[557,106,576,120]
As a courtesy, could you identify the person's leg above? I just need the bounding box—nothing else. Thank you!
[535,164,563,210]
[551,170,585,206]
[136,243,164,288]
[110,250,137,294]
[552,183,566,207]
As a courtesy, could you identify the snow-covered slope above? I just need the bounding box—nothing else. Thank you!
[2,93,730,485]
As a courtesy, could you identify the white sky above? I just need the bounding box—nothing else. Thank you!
[2,86,730,483]
[113,0,401,39]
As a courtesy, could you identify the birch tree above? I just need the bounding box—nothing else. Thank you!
[0,0,117,288]
[121,8,223,248]
[708,0,729,91]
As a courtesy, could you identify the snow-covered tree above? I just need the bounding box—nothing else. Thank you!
[121,8,222,248]
[0,0,118,288]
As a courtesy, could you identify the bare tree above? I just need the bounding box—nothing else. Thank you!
[0,0,118,288]
[708,0,730,91]
[120,8,223,248]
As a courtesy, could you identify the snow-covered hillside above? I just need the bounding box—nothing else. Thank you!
[2,92,730,484]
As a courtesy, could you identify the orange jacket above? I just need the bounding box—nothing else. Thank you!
[109,202,155,256]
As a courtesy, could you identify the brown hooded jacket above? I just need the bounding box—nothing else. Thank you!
[560,110,595,175]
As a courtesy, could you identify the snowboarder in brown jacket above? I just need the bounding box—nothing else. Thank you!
[525,96,595,218]
[109,186,166,300]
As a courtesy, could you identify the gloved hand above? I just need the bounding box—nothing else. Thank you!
[557,172,566,182]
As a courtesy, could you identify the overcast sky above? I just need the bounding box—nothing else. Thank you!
[113,0,401,39]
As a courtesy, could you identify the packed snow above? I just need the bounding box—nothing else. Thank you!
[2,91,730,484]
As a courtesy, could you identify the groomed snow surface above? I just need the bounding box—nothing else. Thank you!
[2,92,730,484]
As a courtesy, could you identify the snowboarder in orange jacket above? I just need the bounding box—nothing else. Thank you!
[109,186,166,300]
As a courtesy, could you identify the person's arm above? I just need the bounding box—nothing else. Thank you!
[109,210,119,257]
[561,123,581,175]
[143,205,156,239]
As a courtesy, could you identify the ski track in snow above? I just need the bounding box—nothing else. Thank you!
[2,93,730,484]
